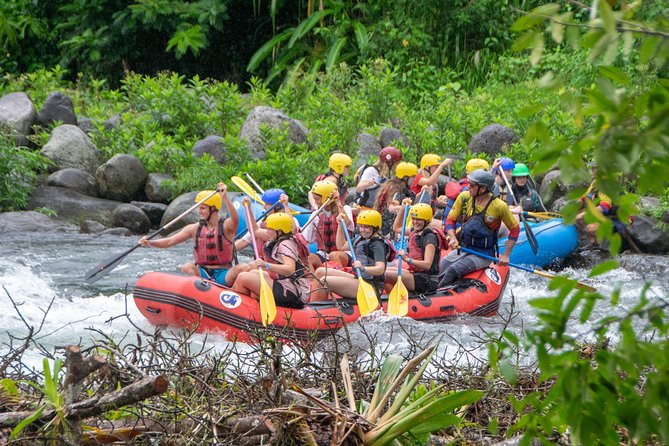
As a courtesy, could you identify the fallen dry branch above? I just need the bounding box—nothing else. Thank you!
[0,374,168,428]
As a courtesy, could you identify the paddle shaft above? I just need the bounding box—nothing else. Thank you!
[245,172,265,194]
[244,202,276,325]
[342,224,364,278]
[459,247,596,292]
[499,168,539,255]
[299,197,333,232]
[84,189,219,283]
[398,205,409,275]
[245,202,262,260]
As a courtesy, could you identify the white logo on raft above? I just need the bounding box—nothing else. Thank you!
[219,291,242,309]
[485,268,502,285]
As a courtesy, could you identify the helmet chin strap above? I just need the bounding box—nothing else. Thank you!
[205,207,218,223]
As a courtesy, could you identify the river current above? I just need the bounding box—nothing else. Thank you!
[1,231,667,371]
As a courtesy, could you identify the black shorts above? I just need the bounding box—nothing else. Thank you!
[413,273,439,294]
[272,281,305,309]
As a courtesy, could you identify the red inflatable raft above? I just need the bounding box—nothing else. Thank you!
[133,264,509,344]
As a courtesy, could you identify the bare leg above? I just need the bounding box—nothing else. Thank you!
[310,267,356,301]
[225,263,252,286]
[308,253,323,272]
[181,262,200,276]
[385,266,416,291]
[328,251,350,267]
[231,271,268,299]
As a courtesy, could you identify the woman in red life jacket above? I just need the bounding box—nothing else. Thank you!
[410,154,453,211]
[310,210,391,302]
[232,212,310,309]
[308,153,352,210]
[354,146,403,208]
[303,180,354,271]
[386,202,441,294]
[226,192,300,285]
[139,182,238,285]
[372,161,417,237]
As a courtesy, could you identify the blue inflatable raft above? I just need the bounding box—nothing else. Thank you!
[500,218,578,268]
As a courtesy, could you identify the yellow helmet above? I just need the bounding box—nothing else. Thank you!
[396,162,418,179]
[311,180,338,198]
[195,190,222,210]
[357,210,382,229]
[329,153,352,174]
[466,158,490,174]
[409,203,433,222]
[420,154,441,170]
[265,212,292,234]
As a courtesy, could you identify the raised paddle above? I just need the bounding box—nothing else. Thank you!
[244,172,265,194]
[341,225,379,316]
[244,201,276,326]
[388,205,410,317]
[84,189,219,284]
[460,247,596,292]
[232,175,265,206]
[299,196,334,232]
[499,169,539,255]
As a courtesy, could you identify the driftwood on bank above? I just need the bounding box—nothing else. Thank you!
[78,416,275,445]
[63,344,108,405]
[0,374,168,428]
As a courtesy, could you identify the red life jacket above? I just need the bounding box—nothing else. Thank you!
[407,228,444,274]
[255,221,270,261]
[445,179,467,200]
[315,172,348,205]
[193,219,234,266]
[315,212,339,253]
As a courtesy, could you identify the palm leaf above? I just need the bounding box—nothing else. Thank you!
[325,36,347,71]
[288,9,332,48]
[353,21,369,52]
[247,27,295,72]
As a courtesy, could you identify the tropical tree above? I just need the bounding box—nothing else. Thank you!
[491,1,669,443]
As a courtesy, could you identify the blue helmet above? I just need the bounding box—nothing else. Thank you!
[500,157,515,171]
[261,188,285,206]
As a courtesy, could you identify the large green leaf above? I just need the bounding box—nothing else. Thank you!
[353,21,369,52]
[325,37,347,71]
[288,9,332,48]
[247,27,295,72]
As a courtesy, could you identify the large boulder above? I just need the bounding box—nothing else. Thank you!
[379,127,409,149]
[46,168,98,197]
[239,106,309,159]
[96,154,148,202]
[468,124,519,157]
[0,211,78,233]
[539,170,582,210]
[192,135,226,163]
[112,203,151,234]
[625,215,669,255]
[26,186,122,227]
[40,124,101,175]
[144,173,174,204]
[355,133,381,167]
[0,92,37,147]
[37,91,77,127]
[159,191,202,233]
[131,200,167,226]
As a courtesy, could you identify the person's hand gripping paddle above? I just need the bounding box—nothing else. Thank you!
[388,205,410,316]
[341,224,379,316]
[244,201,276,326]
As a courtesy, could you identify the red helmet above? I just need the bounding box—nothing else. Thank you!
[379,146,402,164]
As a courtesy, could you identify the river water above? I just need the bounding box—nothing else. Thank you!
[1,231,666,371]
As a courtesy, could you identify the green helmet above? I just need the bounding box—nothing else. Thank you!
[512,163,530,177]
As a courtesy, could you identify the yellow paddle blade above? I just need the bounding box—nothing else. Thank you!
[232,176,265,205]
[387,278,409,317]
[357,277,378,316]
[258,269,276,325]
